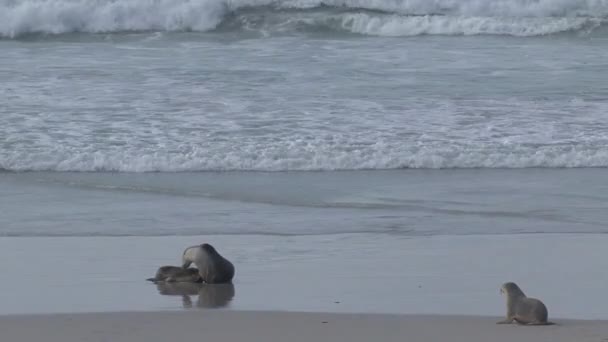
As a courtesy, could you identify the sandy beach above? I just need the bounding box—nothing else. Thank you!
[2,311,608,342]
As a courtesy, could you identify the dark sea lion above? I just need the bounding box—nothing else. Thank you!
[181,243,235,284]
[155,282,235,309]
[146,266,202,283]
[497,282,555,325]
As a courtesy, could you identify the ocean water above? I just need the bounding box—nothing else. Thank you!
[2,0,608,173]
[1,169,608,237]
[2,0,608,237]
[1,0,608,317]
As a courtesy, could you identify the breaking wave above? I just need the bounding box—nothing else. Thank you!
[1,0,608,38]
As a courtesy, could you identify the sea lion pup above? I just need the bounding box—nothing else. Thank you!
[146,266,202,283]
[182,243,235,284]
[497,282,554,325]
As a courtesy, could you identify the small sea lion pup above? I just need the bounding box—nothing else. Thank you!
[182,243,235,284]
[146,266,202,283]
[497,282,554,325]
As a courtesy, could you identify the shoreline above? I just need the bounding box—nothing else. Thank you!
[1,309,603,322]
[1,310,607,342]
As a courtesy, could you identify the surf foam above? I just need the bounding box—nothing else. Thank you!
[2,144,608,171]
[1,0,607,38]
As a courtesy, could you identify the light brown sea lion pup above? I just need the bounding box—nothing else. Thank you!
[182,243,235,284]
[146,266,202,283]
[497,282,555,325]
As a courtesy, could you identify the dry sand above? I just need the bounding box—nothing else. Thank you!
[1,311,607,342]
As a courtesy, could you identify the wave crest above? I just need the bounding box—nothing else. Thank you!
[0,0,228,38]
[1,0,608,38]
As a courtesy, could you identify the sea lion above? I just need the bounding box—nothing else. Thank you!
[181,243,235,284]
[497,282,554,325]
[146,266,202,283]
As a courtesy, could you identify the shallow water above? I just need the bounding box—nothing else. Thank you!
[0,233,607,319]
[1,170,608,237]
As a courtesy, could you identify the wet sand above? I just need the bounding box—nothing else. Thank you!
[0,233,607,318]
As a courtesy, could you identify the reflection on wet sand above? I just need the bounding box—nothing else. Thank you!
[155,282,235,309]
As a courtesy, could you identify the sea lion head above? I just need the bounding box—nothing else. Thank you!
[501,282,526,298]
[201,243,218,255]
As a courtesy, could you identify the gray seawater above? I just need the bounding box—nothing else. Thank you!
[2,0,608,237]
[1,169,608,236]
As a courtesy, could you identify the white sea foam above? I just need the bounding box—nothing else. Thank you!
[0,0,228,38]
[1,0,607,37]
[338,14,601,37]
[2,144,608,171]
[277,0,608,17]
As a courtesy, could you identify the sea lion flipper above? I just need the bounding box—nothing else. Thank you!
[146,278,158,283]
[527,321,557,326]
[513,318,528,325]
